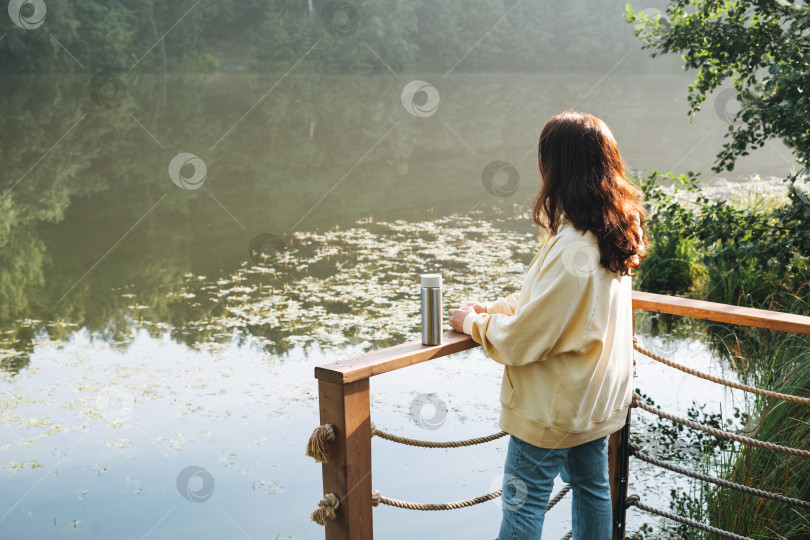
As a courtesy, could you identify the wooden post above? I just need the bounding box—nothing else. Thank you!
[608,410,631,540]
[317,378,374,540]
[312,332,477,540]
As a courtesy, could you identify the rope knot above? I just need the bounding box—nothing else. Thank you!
[310,493,340,525]
[305,424,335,463]
[625,494,640,507]
[371,489,381,507]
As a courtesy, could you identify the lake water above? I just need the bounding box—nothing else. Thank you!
[0,71,783,539]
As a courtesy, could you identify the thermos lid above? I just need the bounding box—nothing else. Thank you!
[420,273,442,288]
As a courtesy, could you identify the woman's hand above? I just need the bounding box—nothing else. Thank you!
[448,302,487,333]
[462,302,487,314]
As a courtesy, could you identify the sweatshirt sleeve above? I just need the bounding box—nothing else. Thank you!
[461,237,597,367]
[484,292,520,316]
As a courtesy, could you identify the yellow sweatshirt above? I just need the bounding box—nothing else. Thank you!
[462,218,634,449]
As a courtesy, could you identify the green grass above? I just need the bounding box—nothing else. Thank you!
[705,296,810,539]
[636,172,810,538]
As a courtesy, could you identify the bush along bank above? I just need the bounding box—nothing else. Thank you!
[635,170,810,538]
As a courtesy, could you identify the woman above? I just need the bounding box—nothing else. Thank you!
[448,110,647,540]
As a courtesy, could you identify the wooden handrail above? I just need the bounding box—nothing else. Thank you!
[315,290,810,384]
[313,290,810,540]
[315,331,477,384]
[632,290,810,335]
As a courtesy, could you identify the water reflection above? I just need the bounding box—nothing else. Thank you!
[0,73,794,364]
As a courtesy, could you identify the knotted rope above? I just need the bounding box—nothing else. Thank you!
[626,495,752,540]
[629,443,810,509]
[633,337,810,405]
[310,493,340,525]
[305,424,335,463]
[632,394,810,458]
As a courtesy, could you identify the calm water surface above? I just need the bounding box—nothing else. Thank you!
[0,72,777,538]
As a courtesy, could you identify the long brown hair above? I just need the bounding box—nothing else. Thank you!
[532,110,648,276]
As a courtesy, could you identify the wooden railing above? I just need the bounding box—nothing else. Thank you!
[313,290,810,540]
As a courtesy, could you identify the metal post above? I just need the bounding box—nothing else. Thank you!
[610,411,631,539]
[609,309,635,540]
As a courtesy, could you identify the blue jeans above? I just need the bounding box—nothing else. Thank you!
[498,434,612,540]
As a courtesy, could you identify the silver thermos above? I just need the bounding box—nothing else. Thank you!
[421,273,442,345]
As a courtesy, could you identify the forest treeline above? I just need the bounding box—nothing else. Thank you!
[0,0,672,74]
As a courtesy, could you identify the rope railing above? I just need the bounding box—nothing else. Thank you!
[626,339,810,539]
[308,323,810,537]
[305,422,507,464]
[629,443,810,509]
[312,485,570,524]
[632,394,810,458]
[371,489,500,511]
[371,422,509,448]
[372,484,570,512]
[633,337,810,405]
[625,384,809,539]
[306,420,569,526]
[626,495,753,540]
[307,394,809,528]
